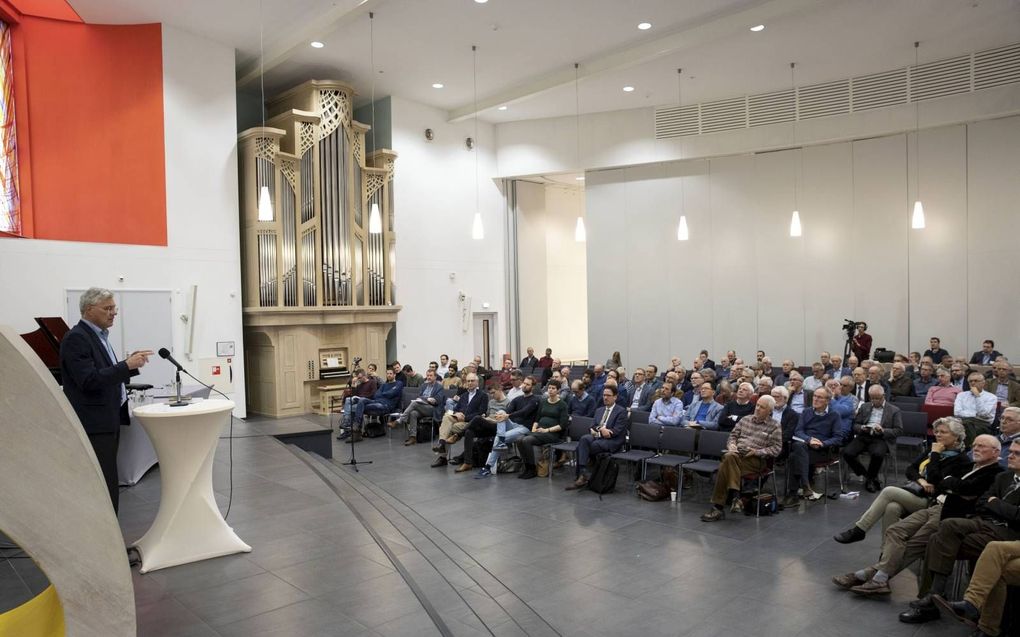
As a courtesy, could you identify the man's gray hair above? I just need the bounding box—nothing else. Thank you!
[79,287,113,315]
[771,386,790,399]
[757,395,776,410]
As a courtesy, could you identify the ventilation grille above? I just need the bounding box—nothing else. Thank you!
[655,41,1020,139]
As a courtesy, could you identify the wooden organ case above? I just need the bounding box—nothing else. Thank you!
[239,80,399,417]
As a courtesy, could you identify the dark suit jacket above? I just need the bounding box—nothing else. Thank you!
[592,404,629,440]
[520,355,539,368]
[851,401,903,442]
[976,471,1020,531]
[939,463,1003,520]
[455,389,489,421]
[971,350,1003,365]
[59,320,137,434]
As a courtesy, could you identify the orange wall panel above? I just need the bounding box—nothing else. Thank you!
[16,17,166,245]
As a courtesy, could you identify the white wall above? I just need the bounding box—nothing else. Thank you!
[585,116,1020,368]
[0,25,247,416]
[389,96,506,370]
[514,182,588,363]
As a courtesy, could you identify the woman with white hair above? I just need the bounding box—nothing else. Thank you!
[834,417,971,543]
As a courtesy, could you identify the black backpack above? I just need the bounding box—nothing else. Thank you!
[587,454,618,495]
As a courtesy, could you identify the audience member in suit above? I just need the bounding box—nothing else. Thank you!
[954,372,999,446]
[59,288,152,514]
[717,382,756,432]
[432,373,488,467]
[950,363,971,391]
[923,336,950,365]
[770,386,800,460]
[913,362,937,397]
[850,366,870,402]
[819,351,833,372]
[970,339,1004,366]
[924,368,962,406]
[774,359,796,387]
[866,364,892,397]
[520,347,539,369]
[700,395,783,522]
[686,382,723,429]
[393,369,445,445]
[842,385,903,492]
[834,418,972,544]
[782,388,842,505]
[899,439,1020,624]
[833,434,1002,597]
[456,386,510,471]
[988,360,1020,408]
[996,408,1020,466]
[852,322,873,361]
[565,384,629,490]
[889,362,915,397]
[624,368,654,411]
[828,355,851,380]
[699,350,716,370]
[644,365,662,395]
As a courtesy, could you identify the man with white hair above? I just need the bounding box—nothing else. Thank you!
[829,355,851,380]
[988,359,1020,408]
[954,372,999,446]
[889,362,915,397]
[717,382,756,432]
[60,287,153,513]
[701,395,782,522]
[803,363,826,392]
[775,360,796,387]
[842,385,903,493]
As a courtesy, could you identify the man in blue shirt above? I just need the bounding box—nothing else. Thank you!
[649,381,685,426]
[566,380,595,417]
[782,387,842,506]
[351,368,404,442]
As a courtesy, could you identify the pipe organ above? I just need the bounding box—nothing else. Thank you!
[239,80,400,418]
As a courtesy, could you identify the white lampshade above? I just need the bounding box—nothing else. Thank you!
[368,201,383,234]
[257,186,273,221]
[911,200,925,229]
[574,217,586,242]
[471,212,484,240]
[677,215,689,241]
[789,210,802,237]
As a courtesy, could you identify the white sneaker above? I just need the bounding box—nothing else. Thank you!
[804,489,824,501]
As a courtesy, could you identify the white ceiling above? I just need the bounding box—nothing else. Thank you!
[69,0,1020,123]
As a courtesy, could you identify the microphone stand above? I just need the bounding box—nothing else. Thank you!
[168,368,188,407]
[341,356,371,472]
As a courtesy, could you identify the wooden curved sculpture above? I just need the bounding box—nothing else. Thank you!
[0,326,135,637]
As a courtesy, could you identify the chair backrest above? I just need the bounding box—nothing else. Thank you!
[696,430,730,459]
[921,402,955,426]
[659,426,696,456]
[630,409,650,424]
[569,416,594,440]
[401,387,419,409]
[892,395,923,411]
[628,423,660,450]
[901,410,929,437]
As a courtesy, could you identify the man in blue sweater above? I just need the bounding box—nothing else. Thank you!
[350,367,404,442]
[782,387,843,506]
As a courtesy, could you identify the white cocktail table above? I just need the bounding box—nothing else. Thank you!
[130,399,251,573]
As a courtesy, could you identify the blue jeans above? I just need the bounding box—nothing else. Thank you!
[484,421,529,468]
[353,399,392,428]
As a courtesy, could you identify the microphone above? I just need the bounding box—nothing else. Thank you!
[158,347,185,371]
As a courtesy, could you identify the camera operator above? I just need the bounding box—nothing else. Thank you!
[852,321,873,361]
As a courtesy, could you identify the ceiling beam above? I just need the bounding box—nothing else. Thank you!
[445,0,829,123]
[236,0,385,89]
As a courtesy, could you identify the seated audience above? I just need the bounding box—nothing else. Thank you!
[686,382,723,429]
[700,395,782,522]
[924,368,961,406]
[625,368,654,411]
[834,418,971,543]
[888,362,914,397]
[566,379,596,418]
[715,380,733,405]
[392,369,445,445]
[336,369,377,439]
[997,407,1020,465]
[829,355,851,380]
[390,360,408,386]
[589,364,607,397]
[431,373,487,467]
[970,339,1003,366]
[717,382,756,432]
[565,385,629,491]
[833,434,1002,597]
[456,386,510,471]
[469,377,541,471]
[867,364,891,396]
[988,359,1020,408]
[505,370,525,401]
[842,385,903,492]
[924,336,950,365]
[403,364,423,387]
[782,388,842,505]
[520,347,539,369]
[954,372,998,445]
[495,358,514,388]
[770,386,799,459]
[934,539,1020,636]
[649,381,684,426]
[349,368,404,441]
[803,363,826,392]
[787,372,810,414]
[819,351,833,372]
[755,376,774,397]
[950,362,970,390]
[508,382,569,480]
[774,359,796,387]
[827,378,856,442]
[898,439,1020,625]
[437,354,450,378]
[913,362,937,397]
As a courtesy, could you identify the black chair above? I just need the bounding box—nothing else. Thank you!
[644,427,696,475]
[610,423,660,482]
[897,411,929,459]
[549,416,593,482]
[630,409,650,424]
[679,430,729,502]
[892,395,924,412]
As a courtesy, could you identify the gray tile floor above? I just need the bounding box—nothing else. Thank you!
[1,415,976,636]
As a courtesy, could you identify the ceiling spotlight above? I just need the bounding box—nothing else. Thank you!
[475,0,489,3]
[498,105,507,111]
[638,22,651,30]
[623,86,635,92]
[750,24,765,32]
[432,83,444,89]
[310,41,324,48]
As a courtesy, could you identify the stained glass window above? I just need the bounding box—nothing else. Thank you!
[0,21,20,235]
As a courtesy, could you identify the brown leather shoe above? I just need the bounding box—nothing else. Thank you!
[851,579,891,596]
[833,569,873,590]
[403,437,417,446]
[455,463,473,473]
[553,457,569,469]
[445,433,461,445]
[565,475,589,491]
